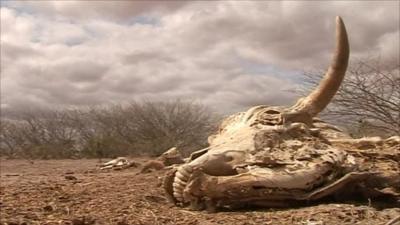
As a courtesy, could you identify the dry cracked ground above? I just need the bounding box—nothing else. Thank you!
[1,156,399,225]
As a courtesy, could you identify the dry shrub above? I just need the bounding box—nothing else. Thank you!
[0,100,219,159]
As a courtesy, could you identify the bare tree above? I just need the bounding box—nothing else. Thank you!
[0,100,218,159]
[0,109,80,159]
[301,57,399,137]
[0,120,26,158]
[105,100,218,156]
[113,100,218,156]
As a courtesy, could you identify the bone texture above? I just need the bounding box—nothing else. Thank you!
[163,17,399,211]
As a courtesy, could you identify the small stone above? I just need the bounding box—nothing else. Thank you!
[71,219,85,225]
[65,175,78,181]
[43,204,54,212]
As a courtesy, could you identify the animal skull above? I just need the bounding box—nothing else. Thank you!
[159,147,185,166]
[163,17,399,210]
[100,157,136,170]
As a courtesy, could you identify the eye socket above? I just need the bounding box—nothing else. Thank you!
[225,155,234,162]
[265,110,280,114]
[189,148,209,161]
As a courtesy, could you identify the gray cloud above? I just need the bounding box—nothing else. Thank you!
[123,51,176,65]
[6,1,190,21]
[1,1,399,115]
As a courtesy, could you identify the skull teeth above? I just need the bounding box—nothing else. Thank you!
[173,191,183,201]
[176,171,188,182]
[172,165,193,203]
[173,182,184,191]
[177,167,191,177]
[174,178,186,186]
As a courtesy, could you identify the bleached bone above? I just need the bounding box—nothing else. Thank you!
[158,147,185,166]
[100,157,135,170]
[163,17,400,211]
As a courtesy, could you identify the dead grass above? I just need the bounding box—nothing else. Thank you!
[0,158,399,225]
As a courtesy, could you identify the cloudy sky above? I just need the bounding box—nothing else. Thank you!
[1,1,399,115]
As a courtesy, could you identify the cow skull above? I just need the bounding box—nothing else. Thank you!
[163,17,398,210]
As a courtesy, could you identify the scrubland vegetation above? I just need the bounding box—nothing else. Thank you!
[302,58,399,137]
[0,100,218,159]
[1,59,398,159]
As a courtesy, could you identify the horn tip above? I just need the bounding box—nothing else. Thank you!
[336,16,344,25]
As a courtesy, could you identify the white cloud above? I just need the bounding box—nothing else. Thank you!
[1,1,399,115]
[5,1,189,20]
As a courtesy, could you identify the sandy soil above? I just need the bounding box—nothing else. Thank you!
[0,158,399,225]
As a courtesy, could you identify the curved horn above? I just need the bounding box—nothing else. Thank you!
[284,16,349,122]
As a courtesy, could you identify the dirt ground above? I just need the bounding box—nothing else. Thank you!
[0,157,399,225]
